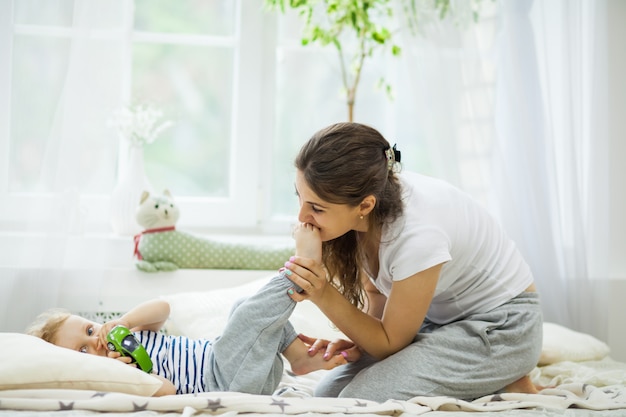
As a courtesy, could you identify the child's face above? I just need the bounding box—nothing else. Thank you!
[55,315,108,356]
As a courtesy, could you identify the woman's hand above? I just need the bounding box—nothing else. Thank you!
[284,256,330,303]
[298,334,361,362]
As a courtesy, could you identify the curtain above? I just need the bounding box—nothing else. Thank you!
[495,0,612,340]
[492,0,571,326]
[0,0,127,333]
[398,0,613,341]
[2,0,619,343]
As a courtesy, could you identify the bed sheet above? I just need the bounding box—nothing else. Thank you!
[4,272,624,416]
[1,359,625,416]
[0,384,625,416]
[1,411,626,417]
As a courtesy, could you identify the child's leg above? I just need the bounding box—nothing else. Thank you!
[220,291,344,378]
[205,273,299,395]
[206,223,346,395]
[281,223,348,374]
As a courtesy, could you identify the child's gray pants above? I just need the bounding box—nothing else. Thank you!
[204,273,298,394]
[315,291,542,402]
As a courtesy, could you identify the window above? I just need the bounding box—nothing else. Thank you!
[1,0,267,233]
[0,0,496,237]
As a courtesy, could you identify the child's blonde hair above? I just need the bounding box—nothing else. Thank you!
[25,308,71,344]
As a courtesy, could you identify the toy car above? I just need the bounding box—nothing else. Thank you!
[106,325,153,373]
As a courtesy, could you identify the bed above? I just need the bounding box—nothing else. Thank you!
[1,268,625,416]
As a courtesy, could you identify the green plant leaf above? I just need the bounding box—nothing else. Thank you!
[263,0,488,120]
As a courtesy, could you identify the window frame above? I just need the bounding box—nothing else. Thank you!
[0,1,281,234]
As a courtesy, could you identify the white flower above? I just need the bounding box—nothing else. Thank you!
[108,103,173,147]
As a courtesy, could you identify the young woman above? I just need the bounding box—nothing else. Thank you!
[26,225,350,397]
[282,122,543,402]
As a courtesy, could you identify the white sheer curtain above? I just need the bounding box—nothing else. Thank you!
[494,0,612,340]
[492,0,570,326]
[3,0,618,342]
[1,0,128,333]
[398,0,612,341]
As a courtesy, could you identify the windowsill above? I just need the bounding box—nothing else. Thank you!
[0,230,292,269]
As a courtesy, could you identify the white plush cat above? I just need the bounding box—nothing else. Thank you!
[134,190,294,272]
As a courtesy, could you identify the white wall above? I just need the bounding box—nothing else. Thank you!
[606,0,626,362]
[608,280,626,361]
[607,0,626,280]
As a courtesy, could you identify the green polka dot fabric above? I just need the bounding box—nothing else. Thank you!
[135,230,294,272]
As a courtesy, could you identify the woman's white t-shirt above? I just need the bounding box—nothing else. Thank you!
[373,172,533,324]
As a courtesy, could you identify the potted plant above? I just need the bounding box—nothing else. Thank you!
[265,0,484,122]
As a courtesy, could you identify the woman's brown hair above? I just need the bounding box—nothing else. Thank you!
[295,122,403,308]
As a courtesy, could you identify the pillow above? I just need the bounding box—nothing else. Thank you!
[539,322,611,366]
[165,285,612,368]
[162,277,346,341]
[0,333,162,395]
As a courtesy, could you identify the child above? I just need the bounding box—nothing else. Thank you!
[26,224,353,397]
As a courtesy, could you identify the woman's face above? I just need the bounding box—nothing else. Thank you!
[295,170,365,242]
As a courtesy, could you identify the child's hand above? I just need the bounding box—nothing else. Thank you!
[107,350,137,367]
[98,319,130,351]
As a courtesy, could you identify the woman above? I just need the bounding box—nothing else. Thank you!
[282,122,542,402]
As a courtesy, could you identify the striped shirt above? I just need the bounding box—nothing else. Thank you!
[135,330,213,394]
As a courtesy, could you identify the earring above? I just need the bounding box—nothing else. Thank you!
[359,214,364,220]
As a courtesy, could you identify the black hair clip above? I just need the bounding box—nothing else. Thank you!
[392,144,401,163]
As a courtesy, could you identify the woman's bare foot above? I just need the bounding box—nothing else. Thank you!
[293,223,322,263]
[504,375,539,394]
[282,338,346,375]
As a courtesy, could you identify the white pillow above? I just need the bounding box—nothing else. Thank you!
[164,285,613,368]
[0,333,162,395]
[162,277,345,341]
[539,322,610,366]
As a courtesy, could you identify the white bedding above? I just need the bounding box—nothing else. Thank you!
[2,342,625,416]
[2,270,625,416]
[0,375,625,415]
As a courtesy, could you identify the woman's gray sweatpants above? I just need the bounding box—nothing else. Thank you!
[315,291,542,402]
[204,273,299,394]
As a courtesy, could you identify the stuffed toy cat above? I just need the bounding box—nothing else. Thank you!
[133,190,295,272]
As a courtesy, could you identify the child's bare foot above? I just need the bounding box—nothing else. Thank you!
[282,337,347,375]
[293,223,322,263]
[504,375,539,394]
[288,349,347,375]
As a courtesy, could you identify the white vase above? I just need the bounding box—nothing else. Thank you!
[110,146,153,236]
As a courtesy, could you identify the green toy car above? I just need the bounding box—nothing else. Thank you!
[106,325,153,373]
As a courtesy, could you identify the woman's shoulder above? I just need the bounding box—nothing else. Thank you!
[399,171,455,189]
[397,171,455,208]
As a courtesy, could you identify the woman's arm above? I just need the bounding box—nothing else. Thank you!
[361,273,386,319]
[286,259,442,360]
